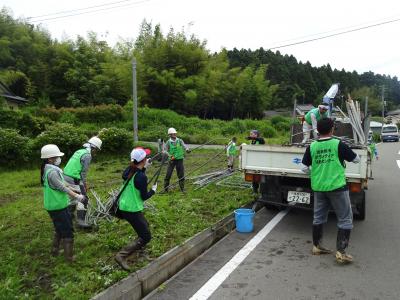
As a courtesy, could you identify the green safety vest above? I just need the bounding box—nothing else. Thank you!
[369,143,376,159]
[305,108,328,125]
[310,138,346,192]
[227,142,237,156]
[64,149,90,180]
[167,139,185,160]
[43,168,69,211]
[118,173,144,213]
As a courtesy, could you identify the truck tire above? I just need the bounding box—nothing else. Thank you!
[354,192,366,221]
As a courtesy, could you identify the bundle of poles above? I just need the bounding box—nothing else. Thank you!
[336,94,366,145]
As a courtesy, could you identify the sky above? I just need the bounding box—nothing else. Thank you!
[3,0,400,78]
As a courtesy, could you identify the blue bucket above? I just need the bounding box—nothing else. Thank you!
[234,208,255,233]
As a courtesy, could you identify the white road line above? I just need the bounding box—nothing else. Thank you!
[398,150,400,155]
[189,209,289,300]
[397,160,400,168]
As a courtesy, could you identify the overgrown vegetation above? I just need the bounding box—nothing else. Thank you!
[0,104,292,166]
[0,150,251,299]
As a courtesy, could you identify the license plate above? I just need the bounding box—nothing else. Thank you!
[287,191,310,204]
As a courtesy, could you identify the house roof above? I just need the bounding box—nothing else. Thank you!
[370,121,383,127]
[296,104,315,115]
[387,109,400,116]
[0,81,28,103]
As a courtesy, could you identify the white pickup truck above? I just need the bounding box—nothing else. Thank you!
[240,143,370,220]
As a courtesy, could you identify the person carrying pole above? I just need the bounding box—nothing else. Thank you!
[246,130,265,194]
[226,137,238,171]
[302,104,329,143]
[301,118,360,264]
[115,148,157,271]
[63,136,102,229]
[40,144,85,262]
[163,128,190,192]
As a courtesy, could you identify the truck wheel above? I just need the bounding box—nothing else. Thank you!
[354,196,366,221]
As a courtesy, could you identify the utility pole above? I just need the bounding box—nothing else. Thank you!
[381,85,385,124]
[132,58,138,143]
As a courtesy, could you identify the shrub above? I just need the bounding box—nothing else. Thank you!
[32,123,88,158]
[270,115,288,125]
[0,109,51,137]
[0,128,31,166]
[38,104,124,124]
[138,125,167,142]
[260,124,277,138]
[97,127,133,154]
[274,121,290,132]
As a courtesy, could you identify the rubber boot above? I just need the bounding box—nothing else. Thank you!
[336,228,353,264]
[76,210,92,229]
[163,180,169,193]
[51,232,61,256]
[115,238,145,271]
[63,238,75,263]
[179,180,185,193]
[312,224,332,255]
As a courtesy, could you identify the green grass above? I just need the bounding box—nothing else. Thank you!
[0,149,251,299]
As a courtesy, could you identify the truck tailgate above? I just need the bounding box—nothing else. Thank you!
[240,144,368,180]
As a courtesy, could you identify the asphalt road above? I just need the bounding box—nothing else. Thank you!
[146,142,400,300]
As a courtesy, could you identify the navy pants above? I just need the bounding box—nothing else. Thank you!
[48,207,74,238]
[119,210,151,244]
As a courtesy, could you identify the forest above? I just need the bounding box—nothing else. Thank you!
[1,7,400,119]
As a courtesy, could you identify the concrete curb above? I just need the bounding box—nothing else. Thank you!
[91,204,251,300]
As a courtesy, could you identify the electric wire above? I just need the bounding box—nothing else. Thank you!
[29,0,149,23]
[267,16,400,50]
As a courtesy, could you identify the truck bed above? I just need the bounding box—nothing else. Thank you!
[240,144,369,182]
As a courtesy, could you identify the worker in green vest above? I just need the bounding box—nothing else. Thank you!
[226,137,238,171]
[64,136,102,229]
[302,104,329,143]
[163,128,190,192]
[40,144,85,262]
[301,118,360,264]
[115,148,157,270]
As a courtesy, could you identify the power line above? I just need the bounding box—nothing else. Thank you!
[28,0,138,19]
[271,14,400,45]
[29,0,149,23]
[267,17,400,51]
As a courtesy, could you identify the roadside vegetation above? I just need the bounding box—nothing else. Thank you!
[0,104,292,167]
[0,149,252,299]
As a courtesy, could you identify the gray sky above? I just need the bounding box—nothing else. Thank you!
[3,0,400,78]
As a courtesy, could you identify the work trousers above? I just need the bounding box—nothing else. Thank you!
[302,122,318,143]
[227,155,235,168]
[313,189,353,230]
[164,159,185,191]
[119,210,152,244]
[48,207,74,239]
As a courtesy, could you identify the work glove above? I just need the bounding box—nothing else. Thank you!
[151,183,158,192]
[170,156,175,161]
[75,194,85,202]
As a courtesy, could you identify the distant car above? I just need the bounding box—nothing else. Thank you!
[381,124,399,142]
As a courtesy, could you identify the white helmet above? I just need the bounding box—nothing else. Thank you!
[88,136,102,150]
[41,144,64,159]
[168,127,177,135]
